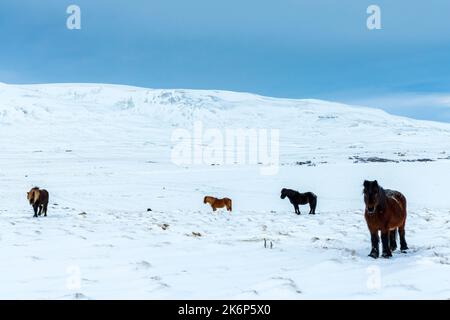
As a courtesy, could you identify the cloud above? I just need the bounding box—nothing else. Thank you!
[345,93,450,123]
[354,93,450,110]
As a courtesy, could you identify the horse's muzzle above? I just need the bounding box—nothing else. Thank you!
[367,207,375,214]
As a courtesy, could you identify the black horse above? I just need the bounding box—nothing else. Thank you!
[280,188,317,215]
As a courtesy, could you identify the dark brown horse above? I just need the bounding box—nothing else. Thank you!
[27,187,49,217]
[363,180,408,258]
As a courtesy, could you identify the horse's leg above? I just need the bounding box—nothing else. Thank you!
[381,230,392,258]
[294,204,300,215]
[43,203,48,217]
[368,231,379,258]
[33,204,38,218]
[308,203,313,214]
[313,198,317,214]
[390,229,397,251]
[399,225,408,252]
[38,205,43,216]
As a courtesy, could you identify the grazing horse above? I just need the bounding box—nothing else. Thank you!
[280,188,317,215]
[27,187,49,217]
[203,196,232,212]
[363,180,408,258]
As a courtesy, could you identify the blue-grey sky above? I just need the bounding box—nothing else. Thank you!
[1,1,450,121]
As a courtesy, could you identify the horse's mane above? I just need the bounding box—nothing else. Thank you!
[28,187,41,205]
[284,189,299,197]
[376,186,388,213]
[204,196,216,204]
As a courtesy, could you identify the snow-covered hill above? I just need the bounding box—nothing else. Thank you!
[0,83,449,299]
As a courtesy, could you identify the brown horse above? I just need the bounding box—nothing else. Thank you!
[363,180,408,258]
[27,187,49,217]
[204,196,232,212]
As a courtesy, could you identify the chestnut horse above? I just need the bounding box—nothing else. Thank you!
[27,187,49,217]
[204,196,232,212]
[363,180,408,258]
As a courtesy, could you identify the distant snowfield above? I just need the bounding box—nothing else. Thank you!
[0,83,450,299]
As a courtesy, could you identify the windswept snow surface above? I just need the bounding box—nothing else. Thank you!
[1,83,450,299]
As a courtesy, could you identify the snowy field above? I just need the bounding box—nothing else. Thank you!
[1,83,450,299]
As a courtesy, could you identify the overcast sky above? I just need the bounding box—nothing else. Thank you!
[1,1,450,121]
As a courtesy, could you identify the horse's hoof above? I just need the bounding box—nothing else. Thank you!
[368,251,379,259]
[382,252,392,258]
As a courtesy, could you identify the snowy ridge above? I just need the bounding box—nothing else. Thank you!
[1,83,450,164]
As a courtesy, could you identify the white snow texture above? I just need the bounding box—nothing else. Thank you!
[1,83,450,299]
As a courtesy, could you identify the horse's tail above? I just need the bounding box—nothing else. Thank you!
[227,198,232,212]
[309,192,317,203]
[311,193,317,209]
[399,193,406,211]
[396,192,407,222]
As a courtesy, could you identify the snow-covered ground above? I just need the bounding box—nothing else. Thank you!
[0,82,450,299]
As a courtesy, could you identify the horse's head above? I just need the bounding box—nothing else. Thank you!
[280,188,287,199]
[363,180,380,214]
[204,196,211,204]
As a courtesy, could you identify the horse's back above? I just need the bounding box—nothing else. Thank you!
[385,189,406,210]
[301,192,316,204]
[209,197,231,207]
[385,189,407,228]
[222,197,232,206]
[40,189,49,204]
[306,192,317,200]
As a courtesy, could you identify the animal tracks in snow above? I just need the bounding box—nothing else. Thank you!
[1,193,449,298]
